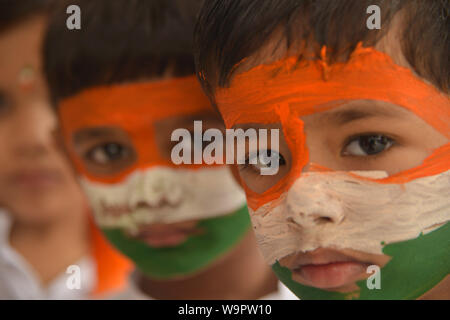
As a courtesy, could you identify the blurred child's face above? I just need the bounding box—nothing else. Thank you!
[214,31,449,298]
[0,16,86,224]
[57,76,249,279]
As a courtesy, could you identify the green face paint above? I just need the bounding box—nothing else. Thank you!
[272,222,450,300]
[102,205,251,279]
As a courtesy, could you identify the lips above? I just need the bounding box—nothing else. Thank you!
[293,261,370,290]
[132,221,202,248]
[280,248,373,291]
[7,168,63,190]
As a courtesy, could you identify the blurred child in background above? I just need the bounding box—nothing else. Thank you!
[0,0,131,299]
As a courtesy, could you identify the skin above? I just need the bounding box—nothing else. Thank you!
[67,94,278,299]
[0,16,89,285]
[218,14,449,299]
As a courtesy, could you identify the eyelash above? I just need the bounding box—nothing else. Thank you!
[239,149,286,175]
[341,132,397,158]
[238,161,259,174]
[238,164,269,181]
[84,142,129,164]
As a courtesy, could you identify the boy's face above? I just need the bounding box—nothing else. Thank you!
[214,36,449,298]
[57,76,250,279]
[0,16,86,224]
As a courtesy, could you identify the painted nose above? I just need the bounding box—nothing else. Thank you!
[286,180,345,228]
[128,169,184,209]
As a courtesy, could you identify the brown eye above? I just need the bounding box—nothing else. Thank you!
[244,149,286,173]
[343,134,394,156]
[85,142,130,165]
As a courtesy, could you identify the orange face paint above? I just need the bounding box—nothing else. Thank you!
[59,75,214,184]
[216,44,450,210]
[88,215,133,296]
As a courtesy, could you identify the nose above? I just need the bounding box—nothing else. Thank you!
[285,179,345,228]
[10,99,56,158]
[128,168,185,209]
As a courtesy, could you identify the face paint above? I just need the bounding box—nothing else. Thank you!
[79,166,246,234]
[59,76,250,279]
[215,44,450,299]
[102,206,250,279]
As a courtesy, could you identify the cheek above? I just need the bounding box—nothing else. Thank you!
[0,147,12,172]
[1,190,73,224]
[370,146,432,175]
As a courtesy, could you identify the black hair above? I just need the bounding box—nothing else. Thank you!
[44,0,203,103]
[195,0,449,100]
[0,0,54,32]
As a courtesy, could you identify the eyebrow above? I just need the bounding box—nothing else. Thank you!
[73,127,118,144]
[324,106,407,125]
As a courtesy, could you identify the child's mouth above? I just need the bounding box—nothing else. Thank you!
[292,261,370,290]
[280,248,374,291]
[131,221,202,248]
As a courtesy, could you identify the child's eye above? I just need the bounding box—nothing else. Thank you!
[85,142,131,165]
[342,134,394,156]
[243,149,286,173]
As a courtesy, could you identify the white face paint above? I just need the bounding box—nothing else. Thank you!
[79,166,246,234]
[251,170,450,265]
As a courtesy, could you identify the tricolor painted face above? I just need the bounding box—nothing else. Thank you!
[58,76,250,279]
[215,44,450,299]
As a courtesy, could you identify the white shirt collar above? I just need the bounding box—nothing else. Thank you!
[0,209,96,299]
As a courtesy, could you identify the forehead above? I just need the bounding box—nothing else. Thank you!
[0,16,46,91]
[215,44,450,139]
[0,15,46,65]
[154,111,222,127]
[58,76,213,132]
